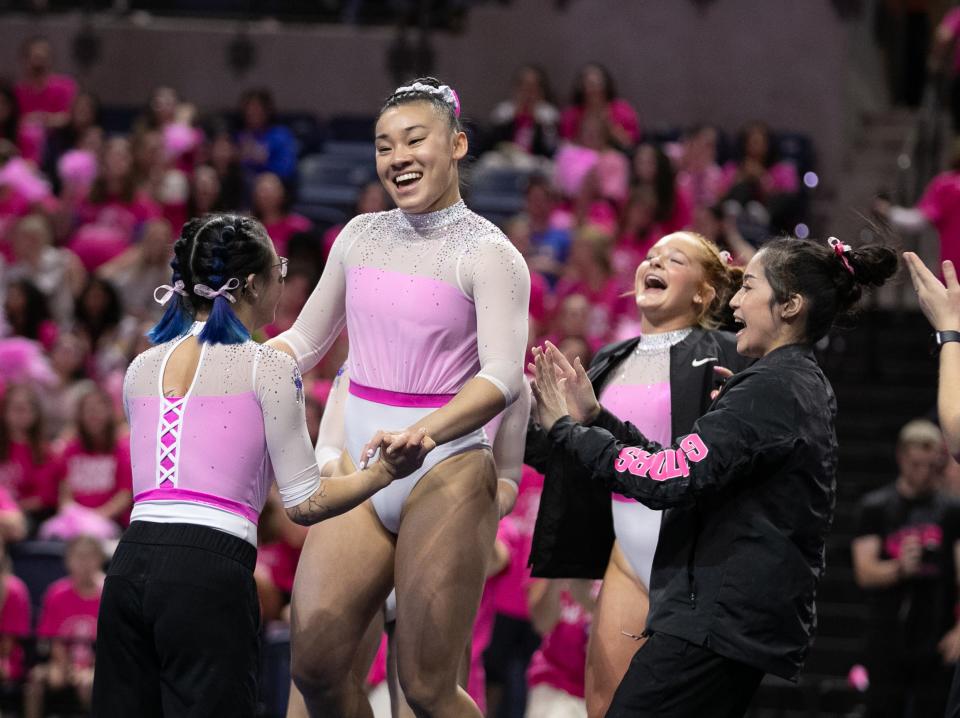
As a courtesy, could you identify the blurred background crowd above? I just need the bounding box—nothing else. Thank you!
[0,0,956,716]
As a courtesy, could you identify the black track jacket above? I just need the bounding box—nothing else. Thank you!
[526,328,747,579]
[546,343,838,680]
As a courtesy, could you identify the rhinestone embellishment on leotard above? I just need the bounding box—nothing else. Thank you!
[401,200,470,233]
[633,328,692,354]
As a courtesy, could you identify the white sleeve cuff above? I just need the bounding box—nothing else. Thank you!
[476,371,514,405]
[277,464,322,509]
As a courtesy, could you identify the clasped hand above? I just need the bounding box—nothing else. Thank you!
[529,341,601,432]
[359,428,436,479]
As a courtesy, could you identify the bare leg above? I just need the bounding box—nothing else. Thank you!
[393,450,498,718]
[289,452,396,718]
[386,621,417,718]
[584,542,649,718]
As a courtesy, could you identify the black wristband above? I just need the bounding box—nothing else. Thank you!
[932,330,960,355]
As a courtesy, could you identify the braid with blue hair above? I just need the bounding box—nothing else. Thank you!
[182,214,273,346]
[197,219,251,344]
[147,245,193,344]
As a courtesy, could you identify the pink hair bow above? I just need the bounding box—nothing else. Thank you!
[827,237,855,276]
[153,280,188,306]
[193,277,240,304]
[718,250,733,266]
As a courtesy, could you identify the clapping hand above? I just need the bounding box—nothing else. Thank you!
[533,341,601,423]
[529,344,571,432]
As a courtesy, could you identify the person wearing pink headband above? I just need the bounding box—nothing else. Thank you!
[271,77,531,717]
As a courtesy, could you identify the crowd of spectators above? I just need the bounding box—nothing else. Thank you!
[0,35,814,715]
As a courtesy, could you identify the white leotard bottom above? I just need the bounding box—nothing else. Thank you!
[611,499,662,589]
[344,392,490,534]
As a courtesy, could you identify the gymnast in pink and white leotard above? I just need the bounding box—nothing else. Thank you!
[277,201,529,532]
[598,329,690,588]
[124,325,321,544]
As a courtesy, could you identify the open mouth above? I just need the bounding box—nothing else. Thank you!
[393,172,423,191]
[733,315,746,336]
[643,274,668,292]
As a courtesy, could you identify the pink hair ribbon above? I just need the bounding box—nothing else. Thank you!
[153,280,188,306]
[193,277,240,304]
[828,237,855,276]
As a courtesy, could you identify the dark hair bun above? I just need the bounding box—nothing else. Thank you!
[847,245,899,288]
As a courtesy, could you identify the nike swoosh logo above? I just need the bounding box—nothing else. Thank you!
[691,357,718,367]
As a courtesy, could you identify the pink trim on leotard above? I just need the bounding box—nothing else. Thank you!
[348,380,454,409]
[134,487,260,524]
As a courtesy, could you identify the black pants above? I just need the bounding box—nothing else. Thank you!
[606,632,764,718]
[92,521,260,717]
[483,613,542,718]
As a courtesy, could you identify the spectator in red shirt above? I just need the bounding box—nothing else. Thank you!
[0,384,60,521]
[559,63,640,152]
[14,37,77,164]
[55,386,132,531]
[879,140,960,280]
[24,535,104,718]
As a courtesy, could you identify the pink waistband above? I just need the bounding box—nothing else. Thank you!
[348,380,455,409]
[134,487,260,524]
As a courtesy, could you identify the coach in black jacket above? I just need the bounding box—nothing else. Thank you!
[529,237,897,716]
[526,328,748,579]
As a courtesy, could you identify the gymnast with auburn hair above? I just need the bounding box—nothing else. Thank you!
[531,236,896,716]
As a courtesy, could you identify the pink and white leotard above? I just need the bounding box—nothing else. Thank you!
[597,328,690,588]
[277,201,529,533]
[123,322,321,546]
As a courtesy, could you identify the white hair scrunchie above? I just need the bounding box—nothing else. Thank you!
[393,82,461,118]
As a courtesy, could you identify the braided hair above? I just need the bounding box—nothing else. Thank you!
[147,214,273,345]
[147,252,192,343]
[379,77,463,133]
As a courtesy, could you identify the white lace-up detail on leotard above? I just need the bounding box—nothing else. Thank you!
[123,323,321,546]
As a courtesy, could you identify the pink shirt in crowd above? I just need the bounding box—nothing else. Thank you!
[492,511,535,620]
[256,540,301,595]
[0,442,62,508]
[559,99,641,145]
[264,214,312,257]
[69,193,163,271]
[720,160,799,197]
[37,577,101,670]
[467,519,518,711]
[14,74,77,163]
[0,574,30,681]
[525,581,600,699]
[59,439,133,524]
[918,171,960,272]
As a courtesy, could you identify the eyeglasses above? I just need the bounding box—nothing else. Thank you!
[272,257,288,282]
